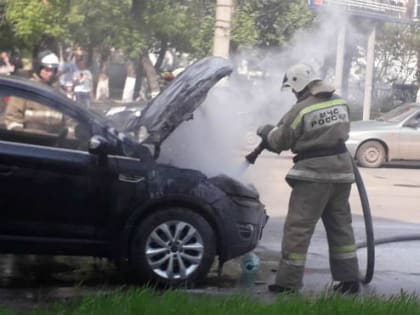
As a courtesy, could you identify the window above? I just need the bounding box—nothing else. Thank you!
[0,93,91,151]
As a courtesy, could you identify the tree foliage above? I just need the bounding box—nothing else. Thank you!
[376,23,420,85]
[232,0,314,49]
[6,0,71,51]
[67,0,144,58]
[0,0,419,90]
[1,0,316,60]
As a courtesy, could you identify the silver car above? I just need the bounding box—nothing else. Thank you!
[346,103,420,168]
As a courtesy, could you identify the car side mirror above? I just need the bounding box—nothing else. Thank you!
[404,119,419,129]
[88,135,109,155]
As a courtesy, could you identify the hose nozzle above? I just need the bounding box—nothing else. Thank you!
[245,141,265,164]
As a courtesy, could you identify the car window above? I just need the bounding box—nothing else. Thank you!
[412,113,420,127]
[377,105,419,122]
[0,94,91,151]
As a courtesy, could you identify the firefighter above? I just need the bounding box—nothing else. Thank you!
[5,50,67,135]
[257,63,360,294]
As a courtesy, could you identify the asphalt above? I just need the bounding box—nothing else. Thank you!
[196,215,420,300]
[191,154,420,300]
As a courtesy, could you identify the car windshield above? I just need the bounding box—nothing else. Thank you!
[375,105,419,122]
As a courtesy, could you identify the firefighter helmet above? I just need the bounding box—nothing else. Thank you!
[281,63,321,93]
[33,50,59,75]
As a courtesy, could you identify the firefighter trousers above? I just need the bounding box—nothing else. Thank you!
[274,180,359,290]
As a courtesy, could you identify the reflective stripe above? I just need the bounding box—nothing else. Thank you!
[289,253,306,260]
[283,258,306,266]
[291,99,346,129]
[25,110,63,120]
[7,122,23,130]
[287,168,355,182]
[330,244,357,260]
[331,244,357,253]
[282,252,306,266]
[330,251,358,260]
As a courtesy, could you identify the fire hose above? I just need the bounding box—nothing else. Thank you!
[246,140,420,285]
[245,141,375,284]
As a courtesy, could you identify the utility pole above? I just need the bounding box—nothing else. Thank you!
[335,25,346,96]
[363,24,376,121]
[213,0,233,59]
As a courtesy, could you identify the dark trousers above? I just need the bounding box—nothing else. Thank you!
[75,92,91,109]
[275,181,359,289]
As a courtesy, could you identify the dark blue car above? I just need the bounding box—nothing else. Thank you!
[0,57,267,286]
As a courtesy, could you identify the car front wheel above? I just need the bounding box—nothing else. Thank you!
[130,207,216,287]
[356,140,386,168]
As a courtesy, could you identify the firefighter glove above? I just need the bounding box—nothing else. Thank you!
[257,124,274,148]
[257,124,274,138]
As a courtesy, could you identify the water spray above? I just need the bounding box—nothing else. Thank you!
[236,141,266,176]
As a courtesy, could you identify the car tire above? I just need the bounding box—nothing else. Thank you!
[130,207,216,287]
[356,141,386,168]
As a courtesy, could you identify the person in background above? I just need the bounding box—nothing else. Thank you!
[58,48,77,96]
[160,70,175,89]
[0,52,15,76]
[73,57,93,108]
[4,50,67,135]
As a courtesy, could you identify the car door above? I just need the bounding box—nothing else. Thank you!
[397,112,420,160]
[0,87,111,241]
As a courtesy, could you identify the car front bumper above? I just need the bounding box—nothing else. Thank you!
[212,194,269,263]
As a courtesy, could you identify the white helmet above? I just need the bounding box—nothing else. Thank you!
[40,51,59,69]
[34,50,59,74]
[281,63,321,93]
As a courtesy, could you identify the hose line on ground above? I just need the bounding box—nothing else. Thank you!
[357,235,420,248]
[353,160,420,284]
[352,159,375,284]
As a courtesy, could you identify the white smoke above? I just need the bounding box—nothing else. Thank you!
[158,8,366,180]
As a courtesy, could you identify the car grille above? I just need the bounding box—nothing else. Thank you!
[237,223,255,240]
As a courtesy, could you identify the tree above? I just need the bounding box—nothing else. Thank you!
[230,2,258,52]
[1,0,316,99]
[129,0,217,98]
[374,23,418,86]
[5,0,72,55]
[232,0,314,49]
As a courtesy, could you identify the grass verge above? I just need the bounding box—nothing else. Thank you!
[0,288,411,315]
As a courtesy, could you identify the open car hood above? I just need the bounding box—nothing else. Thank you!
[124,56,233,146]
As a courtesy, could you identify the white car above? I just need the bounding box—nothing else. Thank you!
[346,103,420,167]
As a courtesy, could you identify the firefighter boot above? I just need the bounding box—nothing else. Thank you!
[333,281,360,294]
[268,284,296,294]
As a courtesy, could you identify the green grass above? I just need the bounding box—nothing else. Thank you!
[0,288,410,315]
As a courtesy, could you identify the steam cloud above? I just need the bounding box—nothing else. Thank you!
[158,8,364,181]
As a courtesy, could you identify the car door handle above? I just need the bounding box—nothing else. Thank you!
[0,166,15,176]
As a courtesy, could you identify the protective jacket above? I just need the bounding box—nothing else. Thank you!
[266,80,359,290]
[266,81,355,184]
[5,74,66,135]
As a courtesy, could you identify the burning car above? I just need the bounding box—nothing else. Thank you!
[0,57,267,286]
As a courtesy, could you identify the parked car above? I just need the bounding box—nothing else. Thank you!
[346,103,420,168]
[0,57,268,286]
